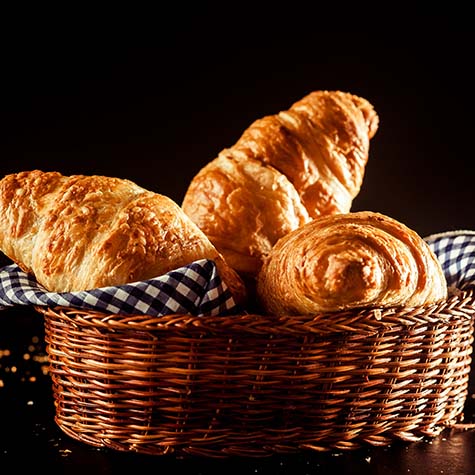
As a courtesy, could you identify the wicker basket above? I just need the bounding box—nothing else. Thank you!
[36,288,475,458]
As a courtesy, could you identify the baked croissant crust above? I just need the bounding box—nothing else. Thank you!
[182,90,379,278]
[0,170,247,305]
[256,211,448,315]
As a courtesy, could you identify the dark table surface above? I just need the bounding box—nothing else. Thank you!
[1,307,474,475]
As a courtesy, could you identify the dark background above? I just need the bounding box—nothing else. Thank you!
[1,8,475,474]
[1,9,474,241]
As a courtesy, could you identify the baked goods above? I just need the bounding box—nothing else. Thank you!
[182,90,379,279]
[256,211,448,315]
[0,170,247,305]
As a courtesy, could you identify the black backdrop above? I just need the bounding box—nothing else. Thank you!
[1,9,475,474]
[2,10,474,242]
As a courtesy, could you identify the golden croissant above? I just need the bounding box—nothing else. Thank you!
[0,170,247,305]
[256,211,448,315]
[182,90,379,279]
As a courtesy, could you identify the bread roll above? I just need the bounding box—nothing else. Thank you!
[256,211,448,315]
[0,170,247,305]
[182,90,379,279]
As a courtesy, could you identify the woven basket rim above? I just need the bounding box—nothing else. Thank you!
[35,287,475,335]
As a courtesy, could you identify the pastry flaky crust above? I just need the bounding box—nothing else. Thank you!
[182,90,379,278]
[256,211,448,315]
[0,170,247,305]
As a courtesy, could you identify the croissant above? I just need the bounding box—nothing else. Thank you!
[182,90,379,279]
[0,170,247,305]
[256,211,448,315]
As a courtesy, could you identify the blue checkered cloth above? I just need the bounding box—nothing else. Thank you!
[425,230,475,291]
[0,259,241,316]
[0,231,473,317]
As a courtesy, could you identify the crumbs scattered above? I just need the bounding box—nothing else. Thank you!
[0,334,49,389]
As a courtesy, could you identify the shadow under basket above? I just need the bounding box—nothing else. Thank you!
[35,288,475,458]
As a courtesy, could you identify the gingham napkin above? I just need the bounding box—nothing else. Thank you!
[0,231,473,317]
[425,230,475,291]
[0,259,241,316]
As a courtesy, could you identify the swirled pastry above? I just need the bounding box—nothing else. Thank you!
[256,211,448,315]
[0,170,247,305]
[182,90,379,279]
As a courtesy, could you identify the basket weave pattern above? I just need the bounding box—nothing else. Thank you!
[38,288,475,457]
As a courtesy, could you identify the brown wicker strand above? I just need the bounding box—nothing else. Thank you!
[36,288,475,457]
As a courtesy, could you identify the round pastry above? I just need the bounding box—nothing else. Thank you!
[256,211,448,315]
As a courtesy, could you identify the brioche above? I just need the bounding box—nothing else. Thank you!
[0,170,247,305]
[182,90,379,279]
[256,211,448,315]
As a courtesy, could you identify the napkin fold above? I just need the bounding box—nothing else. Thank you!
[0,258,240,317]
[425,230,475,291]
